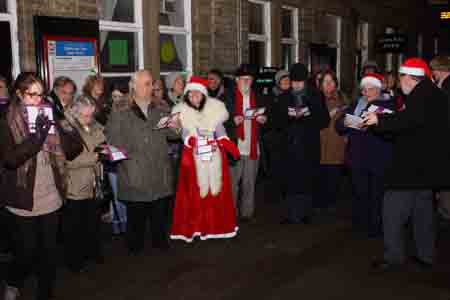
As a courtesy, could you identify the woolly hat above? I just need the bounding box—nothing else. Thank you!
[165,72,183,89]
[360,73,384,89]
[399,58,432,79]
[289,63,308,81]
[275,70,290,85]
[430,55,450,71]
[184,76,209,96]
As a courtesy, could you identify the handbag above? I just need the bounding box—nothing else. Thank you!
[94,164,114,215]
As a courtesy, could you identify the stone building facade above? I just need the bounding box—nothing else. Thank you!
[3,0,426,93]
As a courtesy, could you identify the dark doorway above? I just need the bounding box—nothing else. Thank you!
[0,21,13,85]
[310,44,337,74]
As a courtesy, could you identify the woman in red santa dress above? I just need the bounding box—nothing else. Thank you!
[170,76,240,242]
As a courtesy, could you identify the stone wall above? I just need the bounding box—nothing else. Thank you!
[16,0,97,71]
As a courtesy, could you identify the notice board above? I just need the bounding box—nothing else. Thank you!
[34,16,99,91]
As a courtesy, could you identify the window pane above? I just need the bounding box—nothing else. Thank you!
[100,0,134,23]
[100,31,138,73]
[0,0,7,13]
[249,40,266,67]
[160,33,188,72]
[281,9,293,38]
[281,44,294,70]
[160,0,185,27]
[248,2,264,35]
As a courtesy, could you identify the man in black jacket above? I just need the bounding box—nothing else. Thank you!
[364,58,450,270]
[281,63,330,224]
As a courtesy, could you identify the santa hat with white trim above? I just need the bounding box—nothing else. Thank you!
[360,73,384,89]
[398,58,432,79]
[184,76,209,96]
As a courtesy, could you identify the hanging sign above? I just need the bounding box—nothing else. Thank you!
[376,34,407,53]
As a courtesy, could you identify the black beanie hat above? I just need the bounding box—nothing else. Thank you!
[289,63,308,81]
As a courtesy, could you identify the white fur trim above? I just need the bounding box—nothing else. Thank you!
[170,227,239,243]
[360,77,382,89]
[184,82,208,96]
[195,150,223,198]
[184,135,194,148]
[172,98,229,197]
[399,66,425,76]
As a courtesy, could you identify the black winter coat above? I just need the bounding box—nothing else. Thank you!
[285,85,330,194]
[373,78,450,189]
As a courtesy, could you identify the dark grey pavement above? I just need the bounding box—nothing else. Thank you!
[2,180,450,300]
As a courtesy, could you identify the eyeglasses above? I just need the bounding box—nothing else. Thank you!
[24,92,44,99]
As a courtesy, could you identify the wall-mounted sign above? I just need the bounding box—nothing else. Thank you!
[43,36,99,91]
[440,11,450,19]
[376,34,407,53]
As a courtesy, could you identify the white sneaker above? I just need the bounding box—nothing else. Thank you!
[4,286,19,300]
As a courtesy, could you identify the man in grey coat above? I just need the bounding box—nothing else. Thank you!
[106,70,180,255]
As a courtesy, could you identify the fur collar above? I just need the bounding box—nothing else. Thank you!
[173,97,229,134]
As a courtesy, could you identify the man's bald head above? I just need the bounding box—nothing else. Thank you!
[130,70,153,101]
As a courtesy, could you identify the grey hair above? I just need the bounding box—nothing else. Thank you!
[68,94,96,120]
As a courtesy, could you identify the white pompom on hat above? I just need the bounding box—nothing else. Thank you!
[184,76,209,96]
[360,73,384,89]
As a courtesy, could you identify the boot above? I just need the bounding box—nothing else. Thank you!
[4,285,19,300]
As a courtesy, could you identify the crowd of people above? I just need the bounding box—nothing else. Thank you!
[1,55,450,299]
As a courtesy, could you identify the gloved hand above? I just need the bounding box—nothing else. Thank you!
[186,136,197,148]
[32,113,52,145]
[217,138,240,160]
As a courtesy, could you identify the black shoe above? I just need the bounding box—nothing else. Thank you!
[240,216,256,224]
[410,256,433,270]
[279,218,301,225]
[371,259,403,273]
[301,216,312,225]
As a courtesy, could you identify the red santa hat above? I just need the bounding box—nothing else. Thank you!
[398,58,432,79]
[184,76,209,96]
[360,73,384,89]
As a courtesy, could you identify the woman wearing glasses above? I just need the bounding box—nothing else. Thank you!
[0,72,83,300]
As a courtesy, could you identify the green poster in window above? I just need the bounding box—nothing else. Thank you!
[109,40,128,65]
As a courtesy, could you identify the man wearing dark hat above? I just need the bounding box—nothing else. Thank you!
[281,63,330,224]
[226,64,268,222]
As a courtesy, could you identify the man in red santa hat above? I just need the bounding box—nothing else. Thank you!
[364,58,450,271]
[170,76,240,242]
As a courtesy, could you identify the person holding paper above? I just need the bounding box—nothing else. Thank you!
[63,95,107,273]
[335,73,395,238]
[170,76,240,242]
[226,64,267,223]
[106,70,180,256]
[262,69,291,203]
[0,72,83,300]
[315,70,348,216]
[363,58,450,271]
[281,63,329,225]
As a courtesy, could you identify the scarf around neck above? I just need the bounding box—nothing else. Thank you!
[234,88,258,160]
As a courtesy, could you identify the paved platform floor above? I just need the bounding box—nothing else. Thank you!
[2,181,450,300]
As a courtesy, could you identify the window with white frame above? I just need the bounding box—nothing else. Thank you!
[99,0,144,88]
[248,0,271,67]
[0,0,19,83]
[159,0,192,75]
[281,6,298,69]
